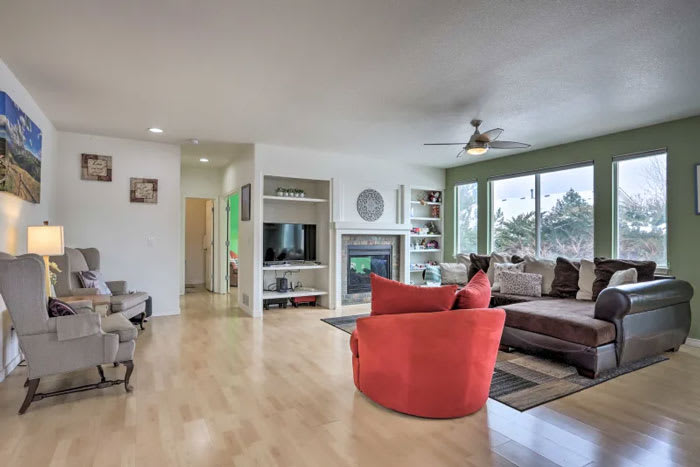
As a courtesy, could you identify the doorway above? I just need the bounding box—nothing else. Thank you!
[227,193,239,292]
[185,197,215,292]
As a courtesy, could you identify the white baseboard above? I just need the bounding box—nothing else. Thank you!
[152,307,181,317]
[0,352,23,383]
[684,338,700,348]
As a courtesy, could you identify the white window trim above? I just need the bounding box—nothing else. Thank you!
[454,180,478,255]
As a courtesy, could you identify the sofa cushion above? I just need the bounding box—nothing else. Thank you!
[550,257,580,298]
[110,292,149,311]
[500,271,542,297]
[523,256,556,295]
[47,298,77,317]
[468,254,490,280]
[607,268,638,288]
[77,270,112,295]
[102,313,138,342]
[492,262,525,292]
[370,273,457,316]
[439,262,467,285]
[486,252,511,285]
[491,292,555,308]
[454,270,491,309]
[424,264,442,284]
[502,299,616,347]
[576,259,596,300]
[592,258,656,300]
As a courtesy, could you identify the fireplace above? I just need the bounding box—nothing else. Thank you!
[347,245,392,294]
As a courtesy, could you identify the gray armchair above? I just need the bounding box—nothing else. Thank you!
[0,252,136,414]
[51,247,150,328]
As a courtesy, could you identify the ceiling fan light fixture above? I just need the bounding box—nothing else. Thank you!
[467,146,488,155]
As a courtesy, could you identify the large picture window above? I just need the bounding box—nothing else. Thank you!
[490,164,594,258]
[614,151,667,267]
[456,182,478,254]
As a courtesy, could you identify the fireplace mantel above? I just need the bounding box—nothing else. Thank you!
[332,222,411,232]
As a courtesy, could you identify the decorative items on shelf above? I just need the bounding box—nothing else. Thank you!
[426,221,441,235]
[411,239,439,250]
[410,260,438,271]
[275,187,306,198]
[428,191,441,203]
[430,205,440,218]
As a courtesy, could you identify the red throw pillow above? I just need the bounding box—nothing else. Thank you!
[454,270,491,309]
[370,273,458,316]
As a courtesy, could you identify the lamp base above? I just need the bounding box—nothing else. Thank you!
[42,256,52,298]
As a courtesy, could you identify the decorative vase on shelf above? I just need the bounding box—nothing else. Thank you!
[276,188,284,197]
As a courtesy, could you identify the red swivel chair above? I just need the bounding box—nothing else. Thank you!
[350,308,505,418]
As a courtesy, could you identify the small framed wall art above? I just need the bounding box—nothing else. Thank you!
[130,177,158,204]
[81,153,112,181]
[241,183,251,221]
[695,163,700,215]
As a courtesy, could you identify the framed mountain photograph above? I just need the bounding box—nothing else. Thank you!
[0,91,42,203]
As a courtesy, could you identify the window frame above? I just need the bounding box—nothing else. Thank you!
[488,161,595,257]
[454,180,479,255]
[612,148,669,270]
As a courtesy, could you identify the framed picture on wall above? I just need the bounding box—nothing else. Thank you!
[130,177,158,204]
[81,153,112,181]
[695,164,700,215]
[241,183,251,221]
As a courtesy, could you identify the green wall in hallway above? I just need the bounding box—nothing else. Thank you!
[445,115,700,338]
[229,193,239,255]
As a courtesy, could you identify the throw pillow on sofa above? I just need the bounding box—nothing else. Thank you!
[76,270,112,295]
[592,258,655,300]
[492,262,525,292]
[468,253,490,280]
[523,255,556,295]
[370,273,457,316]
[47,298,77,317]
[454,270,491,309]
[550,257,581,298]
[499,270,543,297]
[576,259,596,300]
[423,264,442,284]
[439,262,468,285]
[486,252,511,286]
[607,268,638,288]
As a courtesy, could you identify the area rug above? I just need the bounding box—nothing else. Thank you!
[321,314,668,411]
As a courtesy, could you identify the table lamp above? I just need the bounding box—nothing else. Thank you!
[27,222,65,296]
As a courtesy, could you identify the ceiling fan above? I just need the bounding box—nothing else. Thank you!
[425,119,531,158]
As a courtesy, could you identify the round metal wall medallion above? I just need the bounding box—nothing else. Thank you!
[357,189,384,222]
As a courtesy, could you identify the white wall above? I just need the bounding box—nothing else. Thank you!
[222,151,255,313]
[54,132,181,316]
[0,59,58,381]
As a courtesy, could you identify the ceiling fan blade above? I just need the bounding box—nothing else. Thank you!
[424,143,467,146]
[456,149,465,158]
[477,128,503,142]
[488,141,531,149]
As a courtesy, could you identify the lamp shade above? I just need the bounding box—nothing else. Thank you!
[27,225,65,256]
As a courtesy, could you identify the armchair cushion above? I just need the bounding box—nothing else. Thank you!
[106,280,128,295]
[56,313,102,341]
[454,270,491,309]
[102,313,138,342]
[77,270,112,295]
[370,273,457,316]
[47,298,77,317]
[110,292,149,312]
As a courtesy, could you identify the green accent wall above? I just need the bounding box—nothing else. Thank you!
[229,193,239,255]
[445,115,700,338]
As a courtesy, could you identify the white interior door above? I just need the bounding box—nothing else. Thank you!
[204,200,214,291]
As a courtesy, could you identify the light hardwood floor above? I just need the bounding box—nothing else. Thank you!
[1,290,699,466]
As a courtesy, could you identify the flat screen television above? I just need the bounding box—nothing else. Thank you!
[263,223,317,262]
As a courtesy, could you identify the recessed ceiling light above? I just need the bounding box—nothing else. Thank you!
[199,158,209,163]
[148,127,164,134]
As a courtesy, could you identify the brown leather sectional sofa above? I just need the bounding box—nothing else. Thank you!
[493,279,694,377]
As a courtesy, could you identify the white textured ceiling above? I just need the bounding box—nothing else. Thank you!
[1,1,699,168]
[181,143,253,169]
